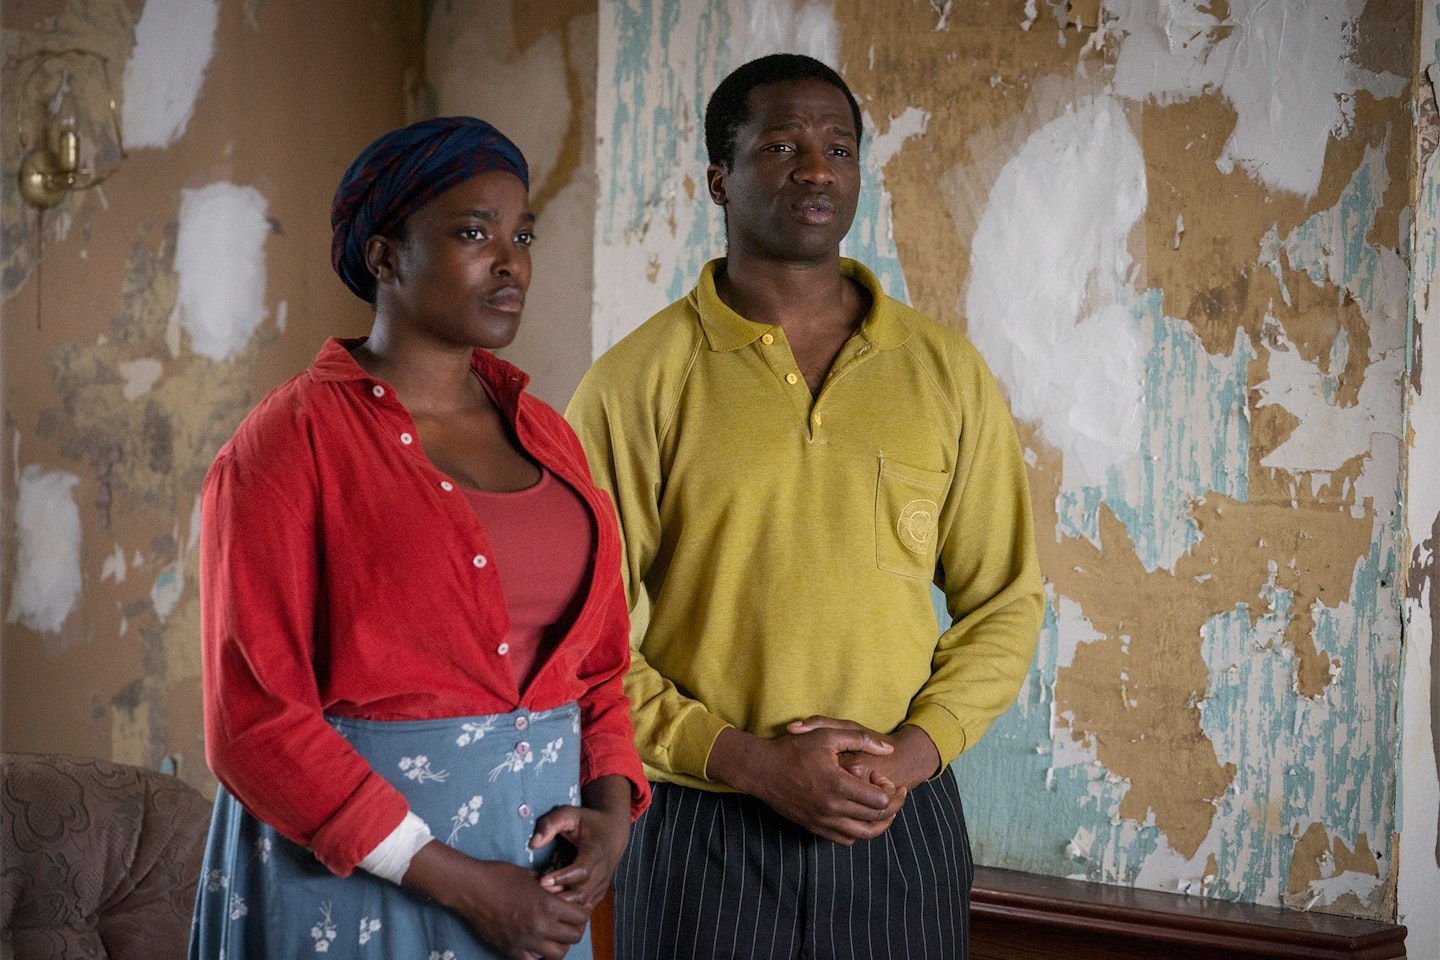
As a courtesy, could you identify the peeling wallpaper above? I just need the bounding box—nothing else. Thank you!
[593,0,1421,924]
[2,0,1432,939]
[426,0,602,407]
[1400,7,1440,954]
[1,0,418,788]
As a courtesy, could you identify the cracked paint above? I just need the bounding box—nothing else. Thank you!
[1399,8,1440,946]
[593,0,1414,922]
[2,0,417,810]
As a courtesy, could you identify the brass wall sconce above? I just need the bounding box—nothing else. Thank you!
[13,48,126,209]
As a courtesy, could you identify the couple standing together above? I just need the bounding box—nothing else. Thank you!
[190,54,1044,960]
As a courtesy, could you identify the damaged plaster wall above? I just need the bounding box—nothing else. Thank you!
[1400,4,1440,956]
[425,0,599,408]
[0,0,420,792]
[592,0,1417,923]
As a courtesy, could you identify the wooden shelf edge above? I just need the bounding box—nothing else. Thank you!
[971,867,1407,960]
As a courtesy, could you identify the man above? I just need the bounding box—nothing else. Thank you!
[567,53,1044,960]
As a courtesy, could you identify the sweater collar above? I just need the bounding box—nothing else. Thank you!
[691,257,912,353]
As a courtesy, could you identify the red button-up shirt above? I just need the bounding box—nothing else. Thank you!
[201,337,648,876]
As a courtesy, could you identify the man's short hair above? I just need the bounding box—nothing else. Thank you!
[704,53,864,169]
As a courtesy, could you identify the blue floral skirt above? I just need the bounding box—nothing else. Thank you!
[189,703,590,960]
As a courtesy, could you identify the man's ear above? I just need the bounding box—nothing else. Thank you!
[364,234,400,288]
[706,163,728,206]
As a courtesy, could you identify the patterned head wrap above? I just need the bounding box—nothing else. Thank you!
[330,116,529,302]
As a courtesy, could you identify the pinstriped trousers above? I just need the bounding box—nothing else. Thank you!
[612,772,972,960]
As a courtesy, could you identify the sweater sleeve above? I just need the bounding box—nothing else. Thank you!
[545,415,652,818]
[572,543,652,819]
[567,355,732,783]
[201,446,408,876]
[905,338,1046,766]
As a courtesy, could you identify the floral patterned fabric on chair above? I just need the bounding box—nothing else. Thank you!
[0,753,212,960]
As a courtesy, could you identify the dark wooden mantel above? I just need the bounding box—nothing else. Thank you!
[971,866,1408,960]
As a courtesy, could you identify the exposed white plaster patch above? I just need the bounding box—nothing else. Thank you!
[866,107,929,169]
[119,357,163,400]
[1298,868,1385,908]
[101,543,127,584]
[121,0,219,150]
[1048,595,1111,778]
[1107,0,1382,200]
[1054,594,1103,671]
[930,0,953,31]
[171,183,270,361]
[6,465,82,634]
[52,210,73,244]
[965,96,1146,491]
[1066,825,1096,859]
[745,0,838,64]
[1252,325,1403,473]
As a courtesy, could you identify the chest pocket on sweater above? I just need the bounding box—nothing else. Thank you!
[875,456,948,580]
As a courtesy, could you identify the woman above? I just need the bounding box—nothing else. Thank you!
[189,117,648,960]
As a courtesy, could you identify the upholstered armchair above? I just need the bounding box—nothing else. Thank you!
[0,753,212,960]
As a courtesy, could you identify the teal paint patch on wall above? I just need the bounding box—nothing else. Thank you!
[842,145,910,303]
[1198,590,1299,902]
[1198,522,1401,907]
[1056,292,1252,572]
[1283,143,1401,325]
[955,595,1166,881]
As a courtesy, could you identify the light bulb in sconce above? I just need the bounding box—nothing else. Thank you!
[53,77,81,175]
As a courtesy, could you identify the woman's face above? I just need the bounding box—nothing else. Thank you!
[379,170,535,351]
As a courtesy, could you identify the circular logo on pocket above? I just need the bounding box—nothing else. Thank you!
[897,498,938,553]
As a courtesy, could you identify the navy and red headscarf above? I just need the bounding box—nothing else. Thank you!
[330,116,529,303]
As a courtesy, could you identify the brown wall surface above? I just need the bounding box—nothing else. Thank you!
[0,0,423,793]
[427,0,599,409]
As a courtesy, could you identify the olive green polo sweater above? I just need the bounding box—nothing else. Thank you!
[567,259,1044,791]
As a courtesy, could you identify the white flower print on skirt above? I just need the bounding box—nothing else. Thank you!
[188,703,588,960]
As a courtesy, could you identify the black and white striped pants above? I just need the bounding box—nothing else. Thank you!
[612,772,973,960]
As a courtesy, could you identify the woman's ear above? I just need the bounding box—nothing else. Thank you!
[364,234,400,288]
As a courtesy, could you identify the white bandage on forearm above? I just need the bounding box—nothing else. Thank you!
[357,810,434,884]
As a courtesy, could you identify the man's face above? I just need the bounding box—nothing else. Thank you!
[707,77,861,265]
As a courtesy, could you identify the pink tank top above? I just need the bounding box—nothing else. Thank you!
[462,468,596,689]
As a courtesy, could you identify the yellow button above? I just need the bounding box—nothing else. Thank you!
[786,373,799,385]
[761,333,774,345]
[813,413,823,426]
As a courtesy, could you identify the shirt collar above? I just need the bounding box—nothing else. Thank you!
[308,336,531,411]
[692,257,912,352]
